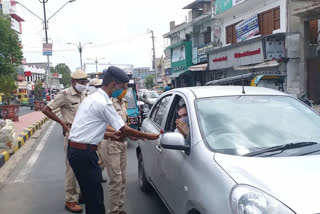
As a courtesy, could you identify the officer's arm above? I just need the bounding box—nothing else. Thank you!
[119,125,159,140]
[42,106,66,127]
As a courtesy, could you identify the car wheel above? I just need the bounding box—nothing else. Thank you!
[138,153,152,193]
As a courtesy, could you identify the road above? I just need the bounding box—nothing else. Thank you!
[0,122,170,214]
[19,106,34,116]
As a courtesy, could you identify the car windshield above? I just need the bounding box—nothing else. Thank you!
[196,95,320,155]
[146,91,159,98]
[125,88,137,109]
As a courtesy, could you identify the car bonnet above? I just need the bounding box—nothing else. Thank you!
[214,153,320,214]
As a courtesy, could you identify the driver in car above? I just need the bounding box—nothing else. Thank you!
[175,104,189,137]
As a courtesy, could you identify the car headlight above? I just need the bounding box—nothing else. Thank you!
[230,185,294,214]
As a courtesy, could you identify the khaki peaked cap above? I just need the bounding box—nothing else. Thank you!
[89,78,102,86]
[70,70,88,79]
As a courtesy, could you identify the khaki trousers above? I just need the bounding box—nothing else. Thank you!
[99,139,127,214]
[64,132,80,202]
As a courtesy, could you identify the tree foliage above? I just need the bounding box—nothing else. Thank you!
[0,76,17,105]
[0,16,23,78]
[34,80,43,101]
[0,16,23,105]
[144,74,155,89]
[51,63,71,88]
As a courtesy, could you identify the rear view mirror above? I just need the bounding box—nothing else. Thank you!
[160,133,190,154]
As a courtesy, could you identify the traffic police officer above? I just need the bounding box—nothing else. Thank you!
[67,66,159,214]
[86,78,102,95]
[99,83,129,214]
[42,70,88,213]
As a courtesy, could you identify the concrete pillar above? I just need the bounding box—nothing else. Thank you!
[298,20,310,95]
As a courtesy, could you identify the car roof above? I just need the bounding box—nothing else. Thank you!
[170,86,289,99]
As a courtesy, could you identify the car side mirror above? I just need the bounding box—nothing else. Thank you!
[160,132,190,154]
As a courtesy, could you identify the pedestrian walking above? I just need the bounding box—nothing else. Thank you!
[99,85,130,214]
[67,66,159,214]
[42,70,89,213]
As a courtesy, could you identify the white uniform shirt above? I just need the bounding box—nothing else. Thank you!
[69,88,125,145]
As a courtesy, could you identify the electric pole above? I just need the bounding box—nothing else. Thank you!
[150,30,157,86]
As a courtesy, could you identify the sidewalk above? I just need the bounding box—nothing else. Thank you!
[0,111,48,168]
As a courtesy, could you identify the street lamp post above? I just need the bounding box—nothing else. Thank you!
[87,57,105,73]
[148,29,157,86]
[15,0,76,97]
[67,42,93,69]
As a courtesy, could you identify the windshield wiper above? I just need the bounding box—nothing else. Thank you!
[244,142,318,157]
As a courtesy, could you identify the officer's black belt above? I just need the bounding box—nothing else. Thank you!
[69,141,97,151]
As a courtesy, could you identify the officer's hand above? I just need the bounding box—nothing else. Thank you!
[144,133,160,140]
[128,136,139,141]
[105,132,121,141]
[62,123,70,136]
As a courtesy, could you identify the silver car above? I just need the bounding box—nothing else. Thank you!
[136,86,320,214]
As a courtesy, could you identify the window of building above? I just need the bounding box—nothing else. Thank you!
[226,22,240,44]
[204,30,211,44]
[309,19,319,45]
[258,7,280,36]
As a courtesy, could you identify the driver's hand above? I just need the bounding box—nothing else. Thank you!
[176,120,189,137]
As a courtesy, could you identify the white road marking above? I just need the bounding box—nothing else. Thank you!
[13,123,55,183]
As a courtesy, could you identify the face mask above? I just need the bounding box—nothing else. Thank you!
[75,83,86,93]
[181,116,189,125]
[117,89,128,99]
[112,88,123,98]
[88,86,98,95]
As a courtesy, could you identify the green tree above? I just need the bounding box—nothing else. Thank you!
[0,16,23,78]
[34,80,43,101]
[0,16,23,105]
[51,63,71,88]
[0,76,17,105]
[144,74,155,89]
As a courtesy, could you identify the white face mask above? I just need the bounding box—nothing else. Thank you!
[88,86,98,95]
[75,83,87,93]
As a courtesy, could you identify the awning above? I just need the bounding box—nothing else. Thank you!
[233,60,279,71]
[169,70,188,79]
[292,3,320,19]
[188,63,208,71]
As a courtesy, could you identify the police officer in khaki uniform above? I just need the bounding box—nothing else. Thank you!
[99,84,129,214]
[42,70,88,213]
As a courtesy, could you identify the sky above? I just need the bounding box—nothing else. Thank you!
[16,0,192,73]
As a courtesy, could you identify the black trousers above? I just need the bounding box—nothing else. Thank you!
[67,145,105,214]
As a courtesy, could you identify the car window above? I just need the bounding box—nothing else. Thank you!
[150,95,172,127]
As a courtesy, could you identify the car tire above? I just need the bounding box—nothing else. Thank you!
[138,153,152,193]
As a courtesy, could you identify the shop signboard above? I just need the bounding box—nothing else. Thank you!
[215,0,232,14]
[209,39,264,70]
[236,14,259,42]
[43,43,52,56]
[265,38,285,60]
[192,47,198,64]
[172,45,185,63]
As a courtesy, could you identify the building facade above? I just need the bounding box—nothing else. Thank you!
[163,0,320,98]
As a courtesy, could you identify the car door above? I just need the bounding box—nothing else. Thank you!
[141,94,173,184]
[155,94,193,212]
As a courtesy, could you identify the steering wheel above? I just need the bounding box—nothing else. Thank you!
[205,127,248,147]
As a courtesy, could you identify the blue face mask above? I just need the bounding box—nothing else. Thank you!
[112,89,123,98]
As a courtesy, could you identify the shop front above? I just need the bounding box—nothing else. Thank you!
[207,33,287,90]
[168,41,193,88]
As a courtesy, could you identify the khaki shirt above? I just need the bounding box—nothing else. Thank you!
[111,97,128,123]
[47,86,86,124]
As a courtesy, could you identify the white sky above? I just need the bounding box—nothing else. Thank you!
[17,0,192,72]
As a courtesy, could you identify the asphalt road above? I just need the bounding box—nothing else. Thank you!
[19,106,34,116]
[0,122,170,214]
